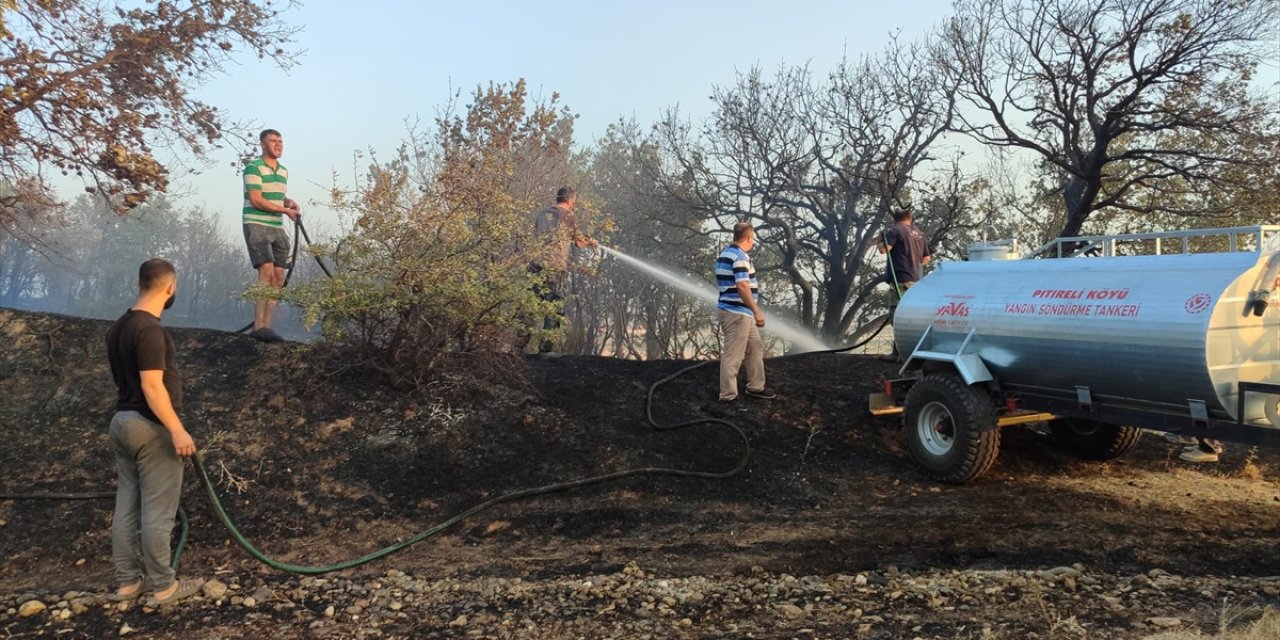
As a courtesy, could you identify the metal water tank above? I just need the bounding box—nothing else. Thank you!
[966,239,1020,261]
[894,230,1280,426]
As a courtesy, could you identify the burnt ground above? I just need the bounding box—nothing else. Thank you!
[1,307,1278,639]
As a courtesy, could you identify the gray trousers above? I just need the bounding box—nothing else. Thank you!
[109,411,183,590]
[718,310,766,400]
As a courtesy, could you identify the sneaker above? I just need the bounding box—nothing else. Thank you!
[745,387,777,400]
[144,578,205,607]
[707,399,745,417]
[252,328,284,343]
[1163,432,1198,445]
[105,579,145,602]
[1178,448,1219,463]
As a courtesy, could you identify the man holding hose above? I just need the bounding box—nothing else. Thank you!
[242,128,301,343]
[105,259,204,606]
[529,186,596,353]
[878,208,931,296]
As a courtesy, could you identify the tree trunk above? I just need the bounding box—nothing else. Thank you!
[642,294,663,360]
[820,272,851,342]
[1059,142,1108,239]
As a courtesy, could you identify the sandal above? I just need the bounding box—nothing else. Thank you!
[105,580,145,602]
[145,578,204,607]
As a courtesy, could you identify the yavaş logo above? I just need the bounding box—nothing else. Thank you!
[935,302,970,317]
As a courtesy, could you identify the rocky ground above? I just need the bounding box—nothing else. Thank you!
[1,308,1278,639]
[6,563,1280,639]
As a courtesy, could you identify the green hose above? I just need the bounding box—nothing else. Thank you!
[191,360,749,574]
[2,362,752,575]
[234,219,333,335]
[2,270,890,576]
[2,338,896,576]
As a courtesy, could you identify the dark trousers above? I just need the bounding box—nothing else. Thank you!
[527,265,565,353]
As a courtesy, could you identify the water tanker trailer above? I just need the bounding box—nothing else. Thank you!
[871,226,1280,482]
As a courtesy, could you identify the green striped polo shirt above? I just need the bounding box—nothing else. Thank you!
[242,158,289,227]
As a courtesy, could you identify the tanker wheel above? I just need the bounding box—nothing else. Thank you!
[902,373,1000,483]
[1049,418,1142,461]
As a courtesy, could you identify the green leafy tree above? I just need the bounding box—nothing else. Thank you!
[290,81,583,386]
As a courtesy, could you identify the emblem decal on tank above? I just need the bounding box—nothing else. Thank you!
[1184,293,1212,314]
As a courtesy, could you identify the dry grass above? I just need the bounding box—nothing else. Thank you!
[1234,448,1265,482]
[1143,606,1280,640]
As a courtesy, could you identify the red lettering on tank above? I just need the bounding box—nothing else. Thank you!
[1085,288,1130,300]
[1037,304,1092,316]
[1093,304,1142,317]
[1033,289,1085,299]
[935,302,970,317]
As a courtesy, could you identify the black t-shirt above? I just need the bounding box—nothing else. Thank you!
[885,221,931,284]
[106,309,182,423]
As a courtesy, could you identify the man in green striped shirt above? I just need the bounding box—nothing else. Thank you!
[242,128,300,343]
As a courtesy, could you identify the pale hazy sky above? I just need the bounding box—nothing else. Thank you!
[148,0,1277,237]
[173,0,953,233]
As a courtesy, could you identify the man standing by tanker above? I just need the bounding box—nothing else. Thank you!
[716,222,776,403]
[878,208,931,296]
[242,128,301,343]
[105,259,204,606]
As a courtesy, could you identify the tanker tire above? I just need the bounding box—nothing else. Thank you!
[1049,418,1142,461]
[902,373,1000,483]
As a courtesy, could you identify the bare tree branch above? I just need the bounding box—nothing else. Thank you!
[937,0,1280,238]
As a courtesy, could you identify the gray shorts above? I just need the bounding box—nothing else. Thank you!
[243,223,291,269]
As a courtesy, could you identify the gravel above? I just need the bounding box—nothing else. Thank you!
[3,563,1278,639]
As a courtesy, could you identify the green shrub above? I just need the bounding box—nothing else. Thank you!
[287,149,555,389]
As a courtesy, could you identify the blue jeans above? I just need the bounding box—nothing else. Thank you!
[109,411,183,590]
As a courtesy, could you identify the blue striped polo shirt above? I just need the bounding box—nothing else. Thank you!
[716,244,758,317]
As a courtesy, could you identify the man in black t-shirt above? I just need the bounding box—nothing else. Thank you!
[878,208,932,296]
[104,259,203,606]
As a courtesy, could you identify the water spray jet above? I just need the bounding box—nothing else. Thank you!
[599,246,828,353]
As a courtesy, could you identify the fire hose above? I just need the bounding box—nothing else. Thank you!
[1,233,893,574]
[0,319,890,576]
[234,218,334,335]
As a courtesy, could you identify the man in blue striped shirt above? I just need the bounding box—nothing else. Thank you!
[716,222,775,401]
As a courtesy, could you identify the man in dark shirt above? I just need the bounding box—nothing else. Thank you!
[104,259,203,606]
[528,186,596,353]
[878,208,932,296]
[532,187,590,276]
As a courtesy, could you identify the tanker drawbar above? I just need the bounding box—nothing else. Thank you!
[871,226,1280,483]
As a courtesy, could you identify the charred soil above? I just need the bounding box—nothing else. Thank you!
[1,308,1278,639]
